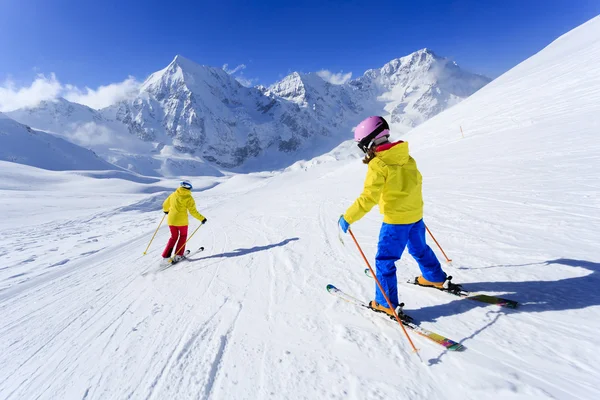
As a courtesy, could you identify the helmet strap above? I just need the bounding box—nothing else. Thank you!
[373,136,389,146]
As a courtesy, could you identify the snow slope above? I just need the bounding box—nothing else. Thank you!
[0,113,117,171]
[1,16,600,400]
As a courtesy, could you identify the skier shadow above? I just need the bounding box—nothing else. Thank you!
[187,238,300,262]
[408,258,600,364]
[413,258,600,320]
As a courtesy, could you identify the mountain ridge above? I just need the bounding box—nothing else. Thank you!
[7,49,490,173]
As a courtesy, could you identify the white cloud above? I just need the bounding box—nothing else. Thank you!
[223,63,247,75]
[317,70,353,85]
[223,63,258,87]
[0,74,62,112]
[0,74,140,112]
[67,121,115,147]
[63,76,140,109]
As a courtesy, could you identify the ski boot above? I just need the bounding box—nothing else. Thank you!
[414,275,464,295]
[368,301,413,323]
[415,275,445,288]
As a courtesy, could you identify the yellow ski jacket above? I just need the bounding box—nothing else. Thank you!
[344,141,424,225]
[163,187,205,226]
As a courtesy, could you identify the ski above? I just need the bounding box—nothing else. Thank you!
[364,268,518,309]
[142,247,205,277]
[326,284,464,351]
[169,247,205,265]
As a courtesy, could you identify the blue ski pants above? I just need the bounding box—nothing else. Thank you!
[375,219,446,308]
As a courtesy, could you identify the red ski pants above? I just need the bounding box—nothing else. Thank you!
[162,225,188,258]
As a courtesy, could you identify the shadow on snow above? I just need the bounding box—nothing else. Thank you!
[414,258,599,365]
[411,258,600,321]
[189,238,300,262]
[411,258,600,323]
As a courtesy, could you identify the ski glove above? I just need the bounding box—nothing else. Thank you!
[164,211,169,214]
[338,215,350,234]
[201,217,207,224]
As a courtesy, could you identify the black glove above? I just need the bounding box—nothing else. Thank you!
[164,211,169,215]
[201,217,207,224]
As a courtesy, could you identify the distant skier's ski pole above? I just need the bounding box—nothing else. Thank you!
[143,213,166,255]
[170,224,203,263]
[348,229,420,357]
[425,225,452,264]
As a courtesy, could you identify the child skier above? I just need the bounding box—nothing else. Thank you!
[162,180,207,261]
[338,116,448,317]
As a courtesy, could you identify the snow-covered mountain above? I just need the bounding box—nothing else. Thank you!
[7,97,106,133]
[5,97,140,153]
[7,50,489,173]
[351,48,491,128]
[266,71,363,121]
[0,112,116,171]
[269,49,490,131]
[107,55,368,169]
[105,55,295,168]
[5,97,224,177]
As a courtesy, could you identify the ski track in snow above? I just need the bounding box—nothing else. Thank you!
[2,16,600,400]
[1,165,598,399]
[4,161,595,399]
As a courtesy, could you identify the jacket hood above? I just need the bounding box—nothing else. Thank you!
[376,141,410,166]
[176,187,192,197]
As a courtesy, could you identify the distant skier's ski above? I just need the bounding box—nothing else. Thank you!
[326,284,464,351]
[142,247,206,276]
[364,268,518,308]
[168,247,205,265]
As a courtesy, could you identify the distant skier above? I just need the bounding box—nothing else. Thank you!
[162,180,207,261]
[338,116,448,317]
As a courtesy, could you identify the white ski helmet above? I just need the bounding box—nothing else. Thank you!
[180,180,193,190]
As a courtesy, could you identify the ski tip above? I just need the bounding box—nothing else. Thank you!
[326,284,338,292]
[502,301,519,309]
[447,343,466,351]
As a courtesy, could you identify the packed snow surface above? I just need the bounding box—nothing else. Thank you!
[1,16,599,400]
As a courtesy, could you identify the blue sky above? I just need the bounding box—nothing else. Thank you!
[0,0,598,109]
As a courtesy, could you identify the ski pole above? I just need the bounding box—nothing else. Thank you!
[425,225,452,264]
[348,229,420,356]
[143,213,166,255]
[170,224,203,262]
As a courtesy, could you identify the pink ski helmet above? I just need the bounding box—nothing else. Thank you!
[354,116,390,152]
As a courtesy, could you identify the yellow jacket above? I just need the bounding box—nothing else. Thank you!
[163,187,205,226]
[344,141,423,225]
